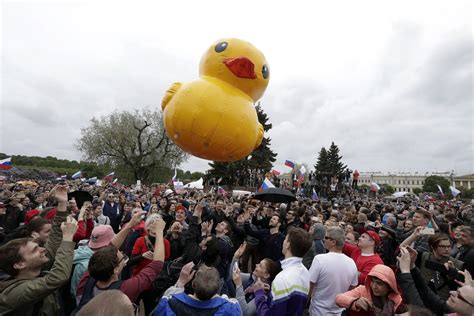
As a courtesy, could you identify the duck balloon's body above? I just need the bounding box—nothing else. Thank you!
[162,38,270,162]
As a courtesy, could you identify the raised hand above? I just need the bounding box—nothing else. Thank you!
[397,247,411,273]
[154,217,166,234]
[456,270,474,287]
[232,265,242,287]
[253,277,270,292]
[128,209,146,228]
[51,184,69,204]
[406,246,418,269]
[233,242,247,259]
[176,262,196,288]
[61,216,78,241]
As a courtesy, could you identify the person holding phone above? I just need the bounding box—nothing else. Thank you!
[400,208,437,253]
[397,246,474,316]
[417,233,464,300]
[231,243,281,316]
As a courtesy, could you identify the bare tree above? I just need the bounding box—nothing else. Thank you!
[77,108,188,182]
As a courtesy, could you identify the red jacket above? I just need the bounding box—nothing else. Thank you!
[343,243,384,285]
[132,236,170,276]
[336,264,403,316]
[73,219,94,242]
[77,261,163,303]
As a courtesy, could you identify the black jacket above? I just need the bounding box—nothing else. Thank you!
[397,267,452,316]
[244,223,284,262]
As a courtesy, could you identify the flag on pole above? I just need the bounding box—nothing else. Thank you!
[71,171,82,179]
[172,169,177,182]
[103,172,115,182]
[56,175,67,181]
[449,186,460,197]
[218,186,226,195]
[271,169,281,176]
[300,165,306,174]
[370,182,381,192]
[0,157,12,170]
[284,160,295,169]
[437,184,444,194]
[85,177,97,184]
[112,178,118,186]
[258,178,275,192]
[312,188,319,201]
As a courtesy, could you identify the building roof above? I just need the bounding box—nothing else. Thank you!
[454,174,474,180]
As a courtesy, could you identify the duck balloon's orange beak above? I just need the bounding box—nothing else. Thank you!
[223,57,257,79]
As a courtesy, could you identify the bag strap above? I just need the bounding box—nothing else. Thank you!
[73,277,124,315]
[144,236,154,251]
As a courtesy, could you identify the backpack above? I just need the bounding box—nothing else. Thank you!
[152,257,186,299]
[71,276,124,315]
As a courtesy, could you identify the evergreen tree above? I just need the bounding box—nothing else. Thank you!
[327,142,347,178]
[207,103,277,187]
[314,147,330,183]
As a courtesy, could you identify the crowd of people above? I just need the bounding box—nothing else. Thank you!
[0,176,473,316]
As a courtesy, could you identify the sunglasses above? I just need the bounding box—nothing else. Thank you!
[324,236,334,240]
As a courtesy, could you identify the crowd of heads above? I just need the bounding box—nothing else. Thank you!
[0,176,473,315]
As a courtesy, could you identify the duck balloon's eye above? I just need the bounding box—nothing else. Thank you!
[262,64,269,79]
[214,42,228,53]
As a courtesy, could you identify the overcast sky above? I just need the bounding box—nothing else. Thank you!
[1,0,472,176]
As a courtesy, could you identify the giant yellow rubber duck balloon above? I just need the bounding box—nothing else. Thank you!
[162,38,270,162]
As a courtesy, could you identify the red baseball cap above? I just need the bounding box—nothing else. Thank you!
[366,230,381,245]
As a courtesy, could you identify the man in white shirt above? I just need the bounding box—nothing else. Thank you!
[308,227,358,316]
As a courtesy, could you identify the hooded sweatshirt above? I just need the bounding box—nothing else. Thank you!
[71,245,94,296]
[302,223,326,269]
[335,264,403,316]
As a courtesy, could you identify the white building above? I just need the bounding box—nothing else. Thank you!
[358,172,451,193]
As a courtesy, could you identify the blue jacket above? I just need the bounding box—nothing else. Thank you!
[71,245,94,296]
[155,292,241,316]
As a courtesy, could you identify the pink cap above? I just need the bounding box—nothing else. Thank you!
[88,225,115,250]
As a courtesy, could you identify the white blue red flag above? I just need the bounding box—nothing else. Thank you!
[0,157,12,170]
[258,178,275,192]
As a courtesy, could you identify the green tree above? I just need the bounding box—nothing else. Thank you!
[327,142,347,178]
[413,188,422,195]
[314,147,330,183]
[423,175,450,194]
[462,188,474,198]
[382,184,395,194]
[207,103,277,187]
[77,108,188,183]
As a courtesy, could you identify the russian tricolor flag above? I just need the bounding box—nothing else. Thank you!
[370,182,381,192]
[258,178,275,192]
[218,186,226,195]
[284,160,295,169]
[0,157,12,170]
[103,172,115,182]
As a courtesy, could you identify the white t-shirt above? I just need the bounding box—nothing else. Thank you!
[309,252,358,316]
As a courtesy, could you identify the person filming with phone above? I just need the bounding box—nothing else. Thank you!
[400,208,438,253]
[416,233,464,301]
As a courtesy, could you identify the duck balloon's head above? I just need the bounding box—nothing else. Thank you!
[199,38,270,102]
